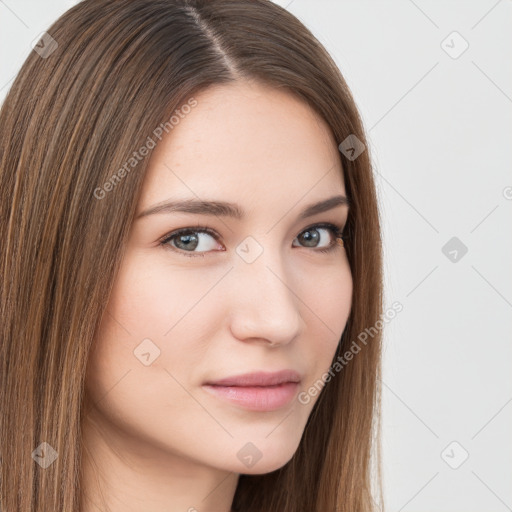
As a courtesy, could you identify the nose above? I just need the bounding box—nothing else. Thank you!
[227,252,304,348]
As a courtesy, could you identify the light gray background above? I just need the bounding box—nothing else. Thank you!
[1,1,511,511]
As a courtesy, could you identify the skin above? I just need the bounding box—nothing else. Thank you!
[81,79,353,512]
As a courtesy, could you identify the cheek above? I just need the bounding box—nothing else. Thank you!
[85,254,225,400]
[83,257,226,453]
[103,252,224,342]
[303,256,352,328]
[322,263,353,329]
[300,262,352,384]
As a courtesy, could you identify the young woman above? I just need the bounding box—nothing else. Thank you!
[0,1,384,511]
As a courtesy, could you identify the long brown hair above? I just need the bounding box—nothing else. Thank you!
[0,1,384,510]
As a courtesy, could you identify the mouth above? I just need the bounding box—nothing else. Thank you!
[202,382,300,412]
[202,370,302,411]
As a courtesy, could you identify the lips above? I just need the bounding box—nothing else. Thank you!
[204,369,302,387]
[202,370,302,411]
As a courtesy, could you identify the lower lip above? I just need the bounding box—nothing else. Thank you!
[202,382,300,411]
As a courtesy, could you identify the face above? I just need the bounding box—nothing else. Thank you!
[84,80,352,475]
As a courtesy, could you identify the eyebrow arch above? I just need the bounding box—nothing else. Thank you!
[136,194,350,221]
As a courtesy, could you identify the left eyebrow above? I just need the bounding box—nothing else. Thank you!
[135,194,350,221]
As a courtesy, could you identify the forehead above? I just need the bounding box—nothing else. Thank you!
[139,80,345,214]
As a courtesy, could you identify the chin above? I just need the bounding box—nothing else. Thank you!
[238,452,297,475]
[227,437,300,475]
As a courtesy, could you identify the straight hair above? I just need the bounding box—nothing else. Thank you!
[0,1,384,510]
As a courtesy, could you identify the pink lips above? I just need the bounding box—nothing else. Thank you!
[202,370,301,411]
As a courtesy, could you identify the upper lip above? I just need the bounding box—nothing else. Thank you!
[204,370,302,387]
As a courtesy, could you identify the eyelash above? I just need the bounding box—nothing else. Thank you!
[158,222,346,259]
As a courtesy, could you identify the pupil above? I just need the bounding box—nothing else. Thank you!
[177,233,198,250]
[301,229,319,247]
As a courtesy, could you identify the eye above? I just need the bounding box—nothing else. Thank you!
[159,222,346,258]
[292,222,345,253]
[159,225,221,258]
